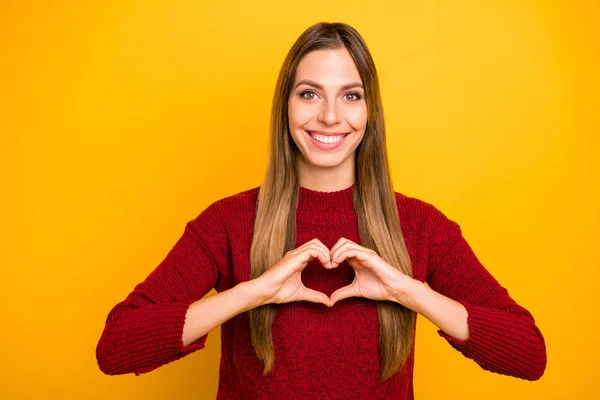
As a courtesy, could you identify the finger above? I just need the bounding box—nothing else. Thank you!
[294,240,332,268]
[308,244,333,269]
[331,241,371,261]
[329,237,350,259]
[289,239,315,254]
[300,287,331,307]
[310,238,334,268]
[332,247,372,267]
[330,242,358,268]
[329,282,359,307]
[294,246,331,271]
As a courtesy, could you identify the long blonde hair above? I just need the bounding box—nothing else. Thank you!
[248,22,416,382]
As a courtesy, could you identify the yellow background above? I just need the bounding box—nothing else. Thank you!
[3,0,598,398]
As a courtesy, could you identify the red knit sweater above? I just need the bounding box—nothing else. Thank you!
[96,184,547,399]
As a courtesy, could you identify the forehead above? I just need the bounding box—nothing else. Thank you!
[294,48,362,85]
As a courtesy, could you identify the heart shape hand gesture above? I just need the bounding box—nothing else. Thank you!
[254,237,416,308]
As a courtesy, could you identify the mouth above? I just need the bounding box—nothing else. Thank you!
[304,130,350,149]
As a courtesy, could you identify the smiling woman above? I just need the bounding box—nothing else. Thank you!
[96,21,547,399]
[247,23,422,385]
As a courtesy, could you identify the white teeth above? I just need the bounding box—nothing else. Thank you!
[309,132,346,144]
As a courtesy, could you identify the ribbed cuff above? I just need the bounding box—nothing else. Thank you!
[97,299,209,376]
[436,301,547,380]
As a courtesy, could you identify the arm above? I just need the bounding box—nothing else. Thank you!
[404,280,470,341]
[182,280,263,346]
[423,203,547,381]
[96,201,234,375]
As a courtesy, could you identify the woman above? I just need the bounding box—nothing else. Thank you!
[96,22,547,399]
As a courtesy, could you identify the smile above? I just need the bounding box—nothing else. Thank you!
[305,130,350,150]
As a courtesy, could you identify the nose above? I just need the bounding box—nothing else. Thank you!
[317,99,340,125]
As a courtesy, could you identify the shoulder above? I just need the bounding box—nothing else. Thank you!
[394,191,430,218]
[393,191,460,237]
[188,185,260,232]
[210,185,260,216]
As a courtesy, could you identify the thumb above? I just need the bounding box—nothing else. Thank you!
[301,287,331,307]
[329,284,358,307]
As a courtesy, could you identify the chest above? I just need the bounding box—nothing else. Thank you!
[222,218,429,292]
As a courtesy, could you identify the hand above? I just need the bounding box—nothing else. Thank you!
[253,238,332,307]
[328,237,415,307]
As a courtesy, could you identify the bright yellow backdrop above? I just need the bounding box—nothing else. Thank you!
[3,0,598,399]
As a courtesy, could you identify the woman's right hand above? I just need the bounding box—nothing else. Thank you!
[252,238,332,307]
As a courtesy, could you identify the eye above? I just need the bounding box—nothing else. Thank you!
[344,92,362,101]
[299,90,318,100]
[298,90,363,101]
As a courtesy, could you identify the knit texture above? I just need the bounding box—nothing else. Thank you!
[96,184,547,399]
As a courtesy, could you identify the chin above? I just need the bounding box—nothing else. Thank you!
[305,152,349,168]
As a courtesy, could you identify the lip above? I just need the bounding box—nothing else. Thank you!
[304,130,349,151]
[307,130,350,136]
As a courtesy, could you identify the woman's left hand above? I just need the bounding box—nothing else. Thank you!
[328,237,419,308]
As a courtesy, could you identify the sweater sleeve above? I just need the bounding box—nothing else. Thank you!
[424,203,547,381]
[96,200,230,376]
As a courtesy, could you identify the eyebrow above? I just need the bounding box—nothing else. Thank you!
[294,79,364,91]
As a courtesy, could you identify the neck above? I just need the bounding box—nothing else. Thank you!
[296,153,356,192]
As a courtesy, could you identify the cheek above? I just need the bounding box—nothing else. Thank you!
[288,100,316,127]
[346,106,368,129]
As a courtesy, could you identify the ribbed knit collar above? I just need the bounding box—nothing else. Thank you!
[296,183,357,226]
